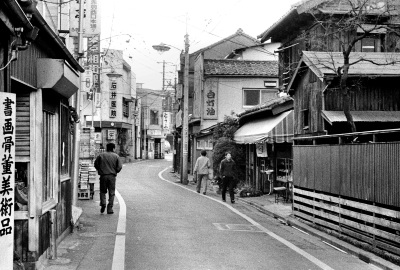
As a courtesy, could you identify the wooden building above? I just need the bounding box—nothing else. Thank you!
[1,1,84,269]
[257,0,400,89]
[288,51,400,136]
[234,96,294,192]
[257,0,400,257]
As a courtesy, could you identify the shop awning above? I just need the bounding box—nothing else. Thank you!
[234,110,294,144]
[322,110,400,125]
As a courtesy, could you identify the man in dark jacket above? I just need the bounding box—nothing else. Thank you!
[94,143,122,214]
[219,152,236,203]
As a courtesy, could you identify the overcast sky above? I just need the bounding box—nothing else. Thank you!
[100,0,300,90]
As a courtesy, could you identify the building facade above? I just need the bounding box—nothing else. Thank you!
[0,1,84,269]
[82,49,137,161]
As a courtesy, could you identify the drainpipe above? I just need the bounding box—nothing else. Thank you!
[4,0,34,31]
[70,0,85,206]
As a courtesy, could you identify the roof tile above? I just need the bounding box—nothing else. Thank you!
[204,59,278,76]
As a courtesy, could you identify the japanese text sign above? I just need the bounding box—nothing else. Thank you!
[203,79,218,120]
[0,93,15,270]
[162,112,171,133]
[70,0,101,37]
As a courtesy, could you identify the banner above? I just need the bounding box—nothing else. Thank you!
[0,93,16,270]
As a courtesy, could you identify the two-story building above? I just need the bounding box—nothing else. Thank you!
[83,49,137,161]
[137,86,168,159]
[176,29,262,173]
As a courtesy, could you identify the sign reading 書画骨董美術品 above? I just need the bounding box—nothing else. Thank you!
[0,92,16,270]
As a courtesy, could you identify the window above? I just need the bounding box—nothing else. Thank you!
[123,99,129,117]
[43,111,56,202]
[60,104,70,176]
[150,110,159,125]
[196,138,213,150]
[302,109,309,129]
[243,89,277,107]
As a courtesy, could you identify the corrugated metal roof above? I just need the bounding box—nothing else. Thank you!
[322,110,400,125]
[204,59,278,76]
[303,51,400,77]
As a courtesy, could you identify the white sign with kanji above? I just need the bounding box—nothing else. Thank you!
[69,0,101,37]
[0,92,16,270]
[203,79,218,120]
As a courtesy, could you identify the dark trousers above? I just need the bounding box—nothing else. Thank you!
[221,176,235,201]
[100,175,116,209]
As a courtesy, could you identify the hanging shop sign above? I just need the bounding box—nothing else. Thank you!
[203,79,218,120]
[107,130,116,140]
[0,93,16,270]
[70,0,101,37]
[256,142,268,157]
[162,112,171,133]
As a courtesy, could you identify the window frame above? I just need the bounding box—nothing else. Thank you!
[243,88,278,108]
[42,110,58,206]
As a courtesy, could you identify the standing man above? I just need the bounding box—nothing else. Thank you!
[94,143,123,214]
[193,150,211,195]
[219,152,236,203]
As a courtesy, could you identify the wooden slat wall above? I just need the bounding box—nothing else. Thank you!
[14,220,29,262]
[16,93,30,159]
[38,212,50,259]
[10,43,48,87]
[293,143,400,207]
[294,187,400,256]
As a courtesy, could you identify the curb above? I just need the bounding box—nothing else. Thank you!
[239,198,400,270]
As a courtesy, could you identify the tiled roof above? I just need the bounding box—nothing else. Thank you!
[302,51,400,77]
[204,59,278,76]
[238,96,293,118]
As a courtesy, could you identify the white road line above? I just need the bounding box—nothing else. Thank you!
[112,189,126,270]
[322,241,348,254]
[158,167,335,270]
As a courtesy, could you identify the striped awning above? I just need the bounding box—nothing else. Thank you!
[234,110,294,144]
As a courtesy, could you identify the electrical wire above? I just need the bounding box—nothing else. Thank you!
[0,58,15,71]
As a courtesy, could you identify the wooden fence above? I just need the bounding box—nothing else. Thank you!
[293,141,400,256]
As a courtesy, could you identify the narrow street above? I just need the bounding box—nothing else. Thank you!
[114,156,381,270]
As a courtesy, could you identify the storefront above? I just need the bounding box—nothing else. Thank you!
[234,97,294,193]
[0,3,84,268]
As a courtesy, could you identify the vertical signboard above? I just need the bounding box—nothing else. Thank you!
[162,112,171,134]
[203,78,218,120]
[70,0,101,37]
[87,35,101,96]
[109,80,117,118]
[0,93,15,270]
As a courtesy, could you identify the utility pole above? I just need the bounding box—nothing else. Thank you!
[162,60,165,91]
[71,0,85,205]
[181,34,189,184]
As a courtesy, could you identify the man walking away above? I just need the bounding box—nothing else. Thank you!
[94,143,123,214]
[219,152,236,203]
[193,150,211,195]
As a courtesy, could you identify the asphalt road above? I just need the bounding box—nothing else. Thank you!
[116,156,382,270]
